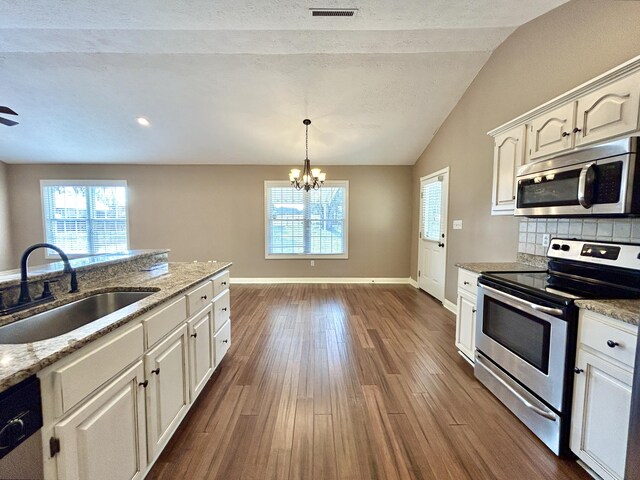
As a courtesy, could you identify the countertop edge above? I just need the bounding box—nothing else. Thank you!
[575,299,640,327]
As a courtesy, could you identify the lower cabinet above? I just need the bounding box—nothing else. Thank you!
[53,361,147,480]
[188,306,215,401]
[144,325,190,461]
[570,310,637,480]
[455,268,479,363]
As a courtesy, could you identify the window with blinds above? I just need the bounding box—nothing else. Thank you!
[41,180,128,256]
[265,181,348,258]
[421,178,442,241]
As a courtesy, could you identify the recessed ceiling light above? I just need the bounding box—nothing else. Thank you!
[137,117,150,127]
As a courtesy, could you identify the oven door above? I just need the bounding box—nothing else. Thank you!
[476,284,568,412]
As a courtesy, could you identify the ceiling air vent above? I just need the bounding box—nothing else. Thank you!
[310,8,358,17]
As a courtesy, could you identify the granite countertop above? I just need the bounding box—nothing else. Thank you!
[0,249,170,289]
[455,262,544,274]
[576,299,640,326]
[0,260,231,392]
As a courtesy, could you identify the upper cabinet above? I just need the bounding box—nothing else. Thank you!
[488,54,640,215]
[527,103,576,161]
[492,125,525,214]
[575,70,640,147]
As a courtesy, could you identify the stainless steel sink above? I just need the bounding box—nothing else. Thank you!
[0,291,155,344]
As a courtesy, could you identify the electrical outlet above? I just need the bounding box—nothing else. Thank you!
[453,220,463,230]
[542,234,550,247]
[310,260,315,267]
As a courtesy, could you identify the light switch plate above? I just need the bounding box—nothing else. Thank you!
[453,220,463,230]
[542,234,550,247]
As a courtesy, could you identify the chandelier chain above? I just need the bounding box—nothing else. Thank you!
[305,123,309,160]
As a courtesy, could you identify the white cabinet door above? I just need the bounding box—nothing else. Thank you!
[575,71,640,147]
[455,290,476,362]
[492,125,525,214]
[145,324,190,461]
[571,349,633,480]
[54,361,147,480]
[527,102,576,160]
[188,306,214,401]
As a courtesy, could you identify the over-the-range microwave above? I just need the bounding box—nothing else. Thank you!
[515,137,640,217]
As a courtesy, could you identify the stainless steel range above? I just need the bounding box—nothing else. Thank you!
[475,238,640,456]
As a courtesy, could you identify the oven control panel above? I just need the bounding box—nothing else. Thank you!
[548,238,640,268]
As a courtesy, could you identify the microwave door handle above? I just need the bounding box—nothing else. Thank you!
[578,162,596,209]
[481,284,564,317]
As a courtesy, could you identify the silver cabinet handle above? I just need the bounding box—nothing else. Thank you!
[477,354,557,421]
[577,162,596,209]
[481,284,563,317]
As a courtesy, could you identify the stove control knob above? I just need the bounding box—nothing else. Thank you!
[561,244,570,252]
[551,243,561,250]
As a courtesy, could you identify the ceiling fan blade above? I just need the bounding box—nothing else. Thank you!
[0,106,17,116]
[0,116,19,126]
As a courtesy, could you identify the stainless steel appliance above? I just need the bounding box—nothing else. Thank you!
[515,137,640,217]
[0,376,42,460]
[475,239,640,456]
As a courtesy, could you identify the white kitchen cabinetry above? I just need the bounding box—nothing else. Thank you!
[187,306,215,401]
[144,325,190,461]
[575,70,640,148]
[491,125,526,215]
[570,310,637,480]
[38,268,232,480]
[53,361,147,480]
[527,102,576,161]
[455,268,479,363]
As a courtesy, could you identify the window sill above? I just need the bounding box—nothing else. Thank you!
[265,254,349,260]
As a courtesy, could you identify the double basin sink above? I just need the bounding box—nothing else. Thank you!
[0,291,155,344]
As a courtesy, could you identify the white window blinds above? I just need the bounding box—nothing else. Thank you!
[41,180,128,255]
[421,178,442,241]
[265,181,348,258]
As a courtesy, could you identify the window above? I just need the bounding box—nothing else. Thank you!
[41,180,129,256]
[265,181,348,258]
[421,178,443,241]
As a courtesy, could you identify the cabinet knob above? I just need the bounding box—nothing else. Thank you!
[463,281,470,285]
[139,380,149,388]
[191,333,198,338]
[472,308,477,313]
[562,131,570,137]
[573,127,582,134]
[574,367,584,374]
[221,281,227,286]
[222,339,229,344]
[151,368,160,375]
[606,340,620,348]
[222,307,228,311]
[200,295,208,300]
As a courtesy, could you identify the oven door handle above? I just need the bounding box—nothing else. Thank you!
[476,353,558,421]
[480,284,564,317]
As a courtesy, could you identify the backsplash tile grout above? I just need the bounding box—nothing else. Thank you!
[518,218,640,255]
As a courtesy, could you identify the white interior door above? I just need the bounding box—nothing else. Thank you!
[418,168,449,302]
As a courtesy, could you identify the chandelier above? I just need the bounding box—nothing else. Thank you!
[289,119,326,191]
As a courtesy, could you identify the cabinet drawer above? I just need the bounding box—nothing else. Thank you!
[212,270,230,298]
[186,281,214,317]
[143,296,187,348]
[212,290,230,332]
[214,320,231,368]
[53,323,144,416]
[458,269,479,296]
[579,311,637,368]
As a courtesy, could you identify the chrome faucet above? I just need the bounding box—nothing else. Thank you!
[18,243,79,306]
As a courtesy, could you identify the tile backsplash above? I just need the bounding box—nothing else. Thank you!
[518,218,640,256]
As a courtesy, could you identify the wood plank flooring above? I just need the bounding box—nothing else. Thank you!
[147,284,590,480]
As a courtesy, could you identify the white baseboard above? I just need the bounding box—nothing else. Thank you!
[231,277,412,285]
[443,299,457,314]
[407,277,418,288]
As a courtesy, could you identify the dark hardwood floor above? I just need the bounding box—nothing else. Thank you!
[148,284,590,480]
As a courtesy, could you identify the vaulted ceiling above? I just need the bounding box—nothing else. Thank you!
[0,0,565,165]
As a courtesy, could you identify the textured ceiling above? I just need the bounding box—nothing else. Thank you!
[0,0,566,165]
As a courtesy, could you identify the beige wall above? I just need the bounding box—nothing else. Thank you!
[0,161,12,270]
[6,164,412,278]
[411,0,640,303]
